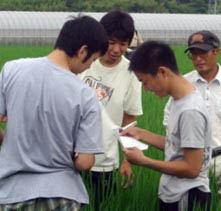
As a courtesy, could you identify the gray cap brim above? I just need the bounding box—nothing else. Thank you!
[184,43,213,53]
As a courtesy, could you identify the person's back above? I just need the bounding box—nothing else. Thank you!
[0,15,108,210]
[0,56,102,203]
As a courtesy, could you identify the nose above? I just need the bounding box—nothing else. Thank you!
[193,54,203,61]
[112,43,121,53]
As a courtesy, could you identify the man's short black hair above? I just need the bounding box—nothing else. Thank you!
[129,41,179,75]
[55,15,108,62]
[100,10,134,45]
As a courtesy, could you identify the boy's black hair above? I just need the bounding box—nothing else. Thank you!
[129,41,179,75]
[55,15,108,62]
[100,10,134,45]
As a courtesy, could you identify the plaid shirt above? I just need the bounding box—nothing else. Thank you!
[0,198,81,211]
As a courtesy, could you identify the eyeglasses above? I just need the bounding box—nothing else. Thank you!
[187,49,214,60]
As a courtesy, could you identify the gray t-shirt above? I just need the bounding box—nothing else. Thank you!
[159,90,211,203]
[0,57,104,204]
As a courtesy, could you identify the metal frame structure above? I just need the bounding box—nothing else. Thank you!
[1,11,221,46]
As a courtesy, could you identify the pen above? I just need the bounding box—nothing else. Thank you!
[121,121,137,131]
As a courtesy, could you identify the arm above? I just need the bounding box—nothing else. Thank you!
[122,112,136,127]
[74,153,95,171]
[74,88,103,171]
[123,110,207,178]
[123,147,204,178]
[121,126,166,150]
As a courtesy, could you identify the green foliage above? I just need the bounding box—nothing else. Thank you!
[189,0,208,14]
[0,0,213,14]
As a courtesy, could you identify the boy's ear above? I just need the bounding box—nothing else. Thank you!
[158,66,170,79]
[214,47,219,56]
[77,45,88,59]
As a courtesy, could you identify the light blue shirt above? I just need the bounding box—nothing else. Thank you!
[0,57,104,204]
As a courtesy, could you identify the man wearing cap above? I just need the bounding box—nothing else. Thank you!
[164,30,221,192]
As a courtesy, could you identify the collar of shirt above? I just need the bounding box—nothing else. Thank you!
[192,63,221,85]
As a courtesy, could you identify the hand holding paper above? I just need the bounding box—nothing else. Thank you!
[123,146,147,166]
[113,122,148,151]
[119,136,148,150]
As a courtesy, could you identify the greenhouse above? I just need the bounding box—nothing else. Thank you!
[1,11,221,46]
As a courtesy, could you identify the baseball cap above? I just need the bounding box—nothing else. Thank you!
[184,30,220,53]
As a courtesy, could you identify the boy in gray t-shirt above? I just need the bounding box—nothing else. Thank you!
[121,41,212,211]
[0,15,108,210]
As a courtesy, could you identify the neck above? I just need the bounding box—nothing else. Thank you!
[48,49,72,72]
[199,64,218,83]
[170,75,195,100]
[99,55,122,68]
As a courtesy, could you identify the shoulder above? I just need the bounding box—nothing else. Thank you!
[121,56,130,65]
[3,57,43,70]
[183,91,209,119]
[69,75,97,102]
[1,58,36,77]
[117,57,133,75]
[118,58,140,84]
[73,74,91,89]
[3,58,26,68]
[178,91,209,125]
[174,91,205,114]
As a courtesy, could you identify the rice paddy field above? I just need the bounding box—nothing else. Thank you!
[0,45,221,211]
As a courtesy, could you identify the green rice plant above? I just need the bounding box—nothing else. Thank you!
[0,45,52,68]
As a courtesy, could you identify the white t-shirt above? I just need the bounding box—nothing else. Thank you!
[80,56,143,171]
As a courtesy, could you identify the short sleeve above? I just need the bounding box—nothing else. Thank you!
[179,110,207,149]
[75,87,104,154]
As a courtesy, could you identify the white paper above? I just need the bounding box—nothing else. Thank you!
[119,136,148,151]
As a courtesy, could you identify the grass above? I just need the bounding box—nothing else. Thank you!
[0,45,221,210]
[0,45,52,68]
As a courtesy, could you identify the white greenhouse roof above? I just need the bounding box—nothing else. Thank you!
[0,11,221,45]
